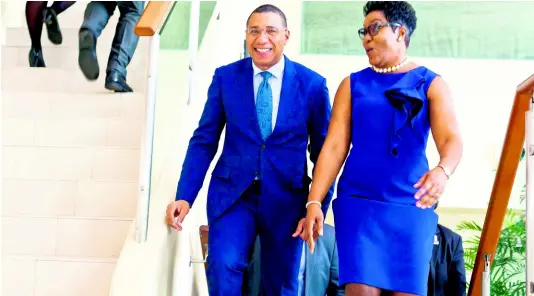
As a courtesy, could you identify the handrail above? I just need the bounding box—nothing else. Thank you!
[133,0,174,243]
[468,73,534,295]
[519,75,534,94]
[134,1,174,36]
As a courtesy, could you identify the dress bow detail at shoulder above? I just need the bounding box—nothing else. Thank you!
[384,73,427,156]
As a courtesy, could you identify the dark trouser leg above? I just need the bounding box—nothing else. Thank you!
[259,220,303,296]
[45,1,75,45]
[78,1,116,80]
[80,1,116,38]
[106,1,144,79]
[206,188,259,296]
[50,1,76,14]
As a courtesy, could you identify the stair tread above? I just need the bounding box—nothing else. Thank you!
[1,44,148,71]
[1,214,134,221]
[2,88,144,97]
[1,66,146,93]
[5,26,126,48]
[5,254,119,263]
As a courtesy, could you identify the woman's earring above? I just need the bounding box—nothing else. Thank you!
[398,37,403,42]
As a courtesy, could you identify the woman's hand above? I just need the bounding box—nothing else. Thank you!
[413,166,449,209]
[302,203,324,254]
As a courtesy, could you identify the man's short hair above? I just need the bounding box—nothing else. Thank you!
[246,4,287,28]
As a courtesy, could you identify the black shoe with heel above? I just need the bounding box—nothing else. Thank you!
[29,48,45,67]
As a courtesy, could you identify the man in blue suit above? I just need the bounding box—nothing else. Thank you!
[246,224,344,296]
[165,4,334,296]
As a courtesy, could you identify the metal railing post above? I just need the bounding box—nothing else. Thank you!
[135,33,160,243]
[482,253,491,296]
[526,94,534,294]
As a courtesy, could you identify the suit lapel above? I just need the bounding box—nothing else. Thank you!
[236,59,262,139]
[273,56,300,136]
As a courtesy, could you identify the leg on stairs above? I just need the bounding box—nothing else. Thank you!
[44,1,76,45]
[104,1,144,93]
[78,1,116,80]
[25,1,47,67]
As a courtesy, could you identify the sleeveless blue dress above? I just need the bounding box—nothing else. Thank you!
[333,66,439,295]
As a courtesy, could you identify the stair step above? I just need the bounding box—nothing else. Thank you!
[2,216,133,258]
[1,66,147,93]
[2,179,138,219]
[3,254,117,296]
[6,26,122,48]
[2,90,145,121]
[4,253,118,264]
[2,42,148,71]
[2,2,112,30]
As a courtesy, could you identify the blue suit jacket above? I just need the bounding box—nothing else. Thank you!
[176,56,334,235]
[246,224,344,296]
[428,224,466,296]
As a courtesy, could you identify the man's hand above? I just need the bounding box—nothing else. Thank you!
[165,200,191,231]
[303,203,323,254]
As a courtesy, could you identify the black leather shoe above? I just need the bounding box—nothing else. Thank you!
[105,71,133,92]
[29,48,45,67]
[78,29,99,80]
[44,8,62,45]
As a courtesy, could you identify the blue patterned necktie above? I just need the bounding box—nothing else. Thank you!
[256,71,273,140]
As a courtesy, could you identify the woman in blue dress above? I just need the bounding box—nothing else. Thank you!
[301,2,463,295]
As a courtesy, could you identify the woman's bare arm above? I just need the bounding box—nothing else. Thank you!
[307,76,353,203]
[414,76,463,208]
[428,76,462,174]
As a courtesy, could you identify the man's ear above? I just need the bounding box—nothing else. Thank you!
[285,29,291,45]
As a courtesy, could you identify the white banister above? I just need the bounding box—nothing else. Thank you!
[187,0,201,105]
[526,94,534,295]
[135,33,160,243]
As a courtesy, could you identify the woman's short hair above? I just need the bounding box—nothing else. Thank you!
[363,1,417,47]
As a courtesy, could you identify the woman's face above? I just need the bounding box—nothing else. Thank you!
[360,10,406,68]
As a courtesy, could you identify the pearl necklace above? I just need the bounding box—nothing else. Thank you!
[371,57,409,73]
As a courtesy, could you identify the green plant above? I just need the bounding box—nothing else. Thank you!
[458,147,527,295]
[458,210,526,295]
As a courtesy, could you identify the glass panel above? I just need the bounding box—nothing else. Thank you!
[160,1,216,50]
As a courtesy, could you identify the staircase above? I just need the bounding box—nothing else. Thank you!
[1,2,148,296]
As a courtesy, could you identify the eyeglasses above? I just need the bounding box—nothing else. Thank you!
[246,26,285,37]
[358,22,400,40]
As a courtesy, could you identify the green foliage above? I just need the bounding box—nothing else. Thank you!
[458,210,526,295]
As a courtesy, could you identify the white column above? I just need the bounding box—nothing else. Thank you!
[187,0,201,105]
[0,0,6,45]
